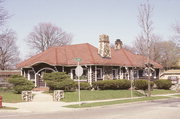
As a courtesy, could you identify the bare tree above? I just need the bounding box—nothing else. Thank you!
[0,29,20,70]
[27,23,72,53]
[135,1,154,97]
[0,0,9,27]
[156,40,179,69]
[173,24,180,47]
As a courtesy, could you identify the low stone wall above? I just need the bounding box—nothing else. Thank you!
[22,91,33,101]
[53,90,64,101]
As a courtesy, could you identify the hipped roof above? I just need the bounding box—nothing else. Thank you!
[17,43,162,69]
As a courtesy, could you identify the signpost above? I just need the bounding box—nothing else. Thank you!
[74,58,83,106]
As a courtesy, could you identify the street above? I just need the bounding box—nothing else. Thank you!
[0,98,180,119]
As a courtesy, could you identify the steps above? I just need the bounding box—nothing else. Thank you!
[32,87,49,92]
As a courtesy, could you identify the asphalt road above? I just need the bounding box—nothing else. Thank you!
[1,98,180,119]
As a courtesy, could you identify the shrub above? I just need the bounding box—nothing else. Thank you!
[134,79,154,90]
[43,72,76,91]
[78,82,91,90]
[92,79,131,90]
[117,79,131,89]
[155,80,172,89]
[7,75,34,94]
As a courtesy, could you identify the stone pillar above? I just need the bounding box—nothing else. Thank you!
[98,34,111,58]
[22,91,32,101]
[53,90,64,101]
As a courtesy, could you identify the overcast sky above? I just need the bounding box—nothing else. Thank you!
[4,0,180,59]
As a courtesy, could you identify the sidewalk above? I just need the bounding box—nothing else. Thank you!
[2,91,74,113]
[1,92,180,113]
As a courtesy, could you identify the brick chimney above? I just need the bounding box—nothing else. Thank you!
[98,34,111,58]
[115,39,123,50]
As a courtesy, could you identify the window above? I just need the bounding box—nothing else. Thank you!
[97,68,102,79]
[133,70,138,78]
[112,69,118,79]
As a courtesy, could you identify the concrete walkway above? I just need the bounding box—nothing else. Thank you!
[1,92,180,113]
[32,91,53,102]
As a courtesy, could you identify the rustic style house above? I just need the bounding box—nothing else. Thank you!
[17,34,162,87]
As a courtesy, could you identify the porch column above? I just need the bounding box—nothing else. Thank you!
[95,66,97,82]
[23,70,26,77]
[102,66,104,80]
[89,66,92,86]
[35,73,37,87]
[137,69,139,79]
[21,68,23,76]
[119,66,121,79]
[70,69,73,79]
[127,68,130,80]
[62,66,64,72]
[27,71,30,80]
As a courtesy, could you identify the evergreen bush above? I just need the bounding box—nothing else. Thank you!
[8,75,34,94]
[155,80,172,89]
[43,72,76,91]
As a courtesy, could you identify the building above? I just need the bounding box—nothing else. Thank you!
[0,70,21,87]
[17,34,162,87]
[160,69,180,84]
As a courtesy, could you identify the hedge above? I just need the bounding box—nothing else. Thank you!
[93,79,131,90]
[78,82,91,90]
[155,80,172,89]
[134,79,154,90]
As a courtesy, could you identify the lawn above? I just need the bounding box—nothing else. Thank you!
[61,90,144,102]
[64,96,170,108]
[0,91,22,103]
[151,89,177,95]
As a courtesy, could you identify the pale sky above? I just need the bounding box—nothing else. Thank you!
[4,0,180,60]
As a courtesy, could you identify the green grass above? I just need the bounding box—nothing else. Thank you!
[0,91,22,103]
[0,106,18,110]
[172,94,180,97]
[61,90,144,102]
[151,89,177,95]
[65,96,170,108]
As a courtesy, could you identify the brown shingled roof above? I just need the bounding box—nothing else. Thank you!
[17,43,162,68]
